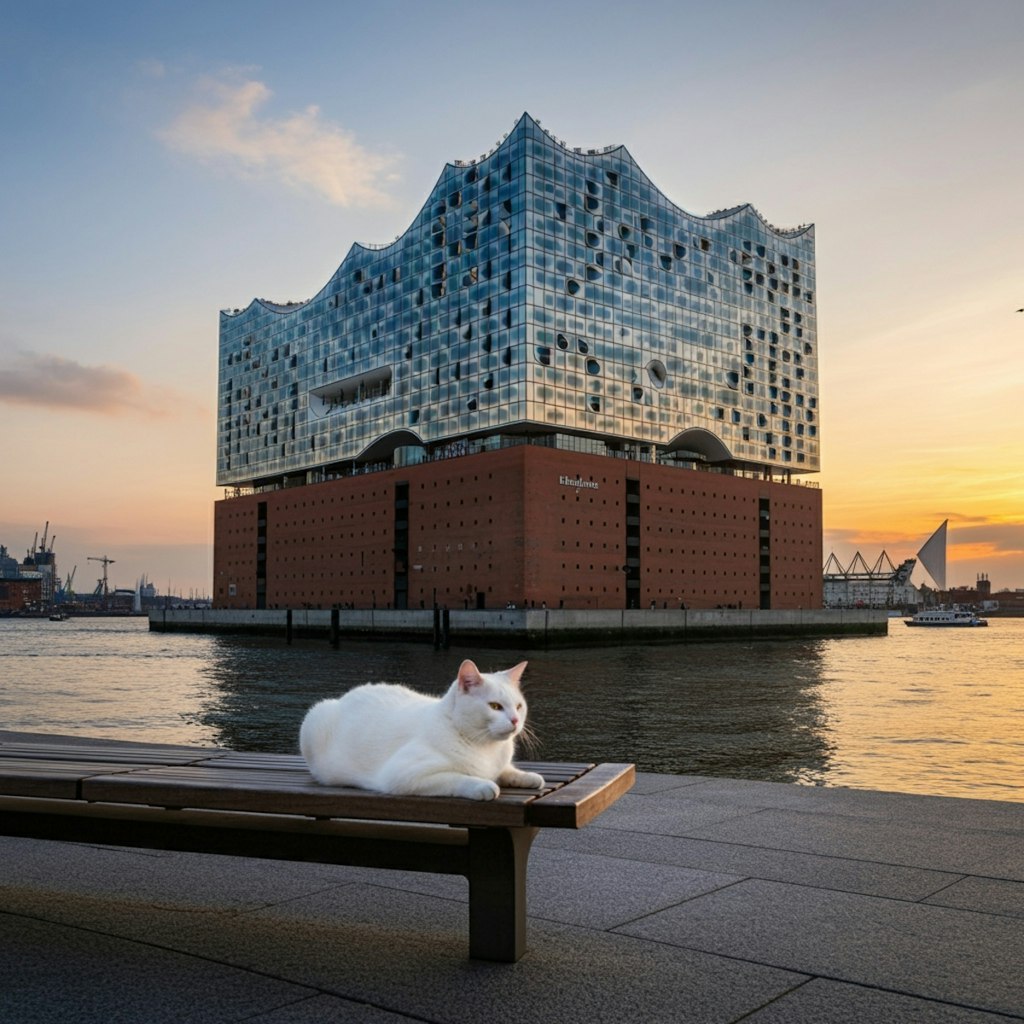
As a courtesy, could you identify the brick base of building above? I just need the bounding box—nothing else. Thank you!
[213,445,822,611]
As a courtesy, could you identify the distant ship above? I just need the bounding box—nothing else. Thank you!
[905,608,988,628]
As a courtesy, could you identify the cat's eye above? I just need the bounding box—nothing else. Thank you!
[516,703,523,710]
[488,702,503,711]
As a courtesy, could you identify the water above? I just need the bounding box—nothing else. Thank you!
[2,616,1023,802]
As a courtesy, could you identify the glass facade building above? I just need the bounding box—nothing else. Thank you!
[217,113,817,491]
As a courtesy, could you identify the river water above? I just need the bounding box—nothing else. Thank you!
[2,616,1022,802]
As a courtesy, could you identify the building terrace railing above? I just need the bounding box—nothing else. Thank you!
[222,433,817,501]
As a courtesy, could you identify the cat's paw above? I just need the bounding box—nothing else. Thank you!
[498,768,546,789]
[458,777,501,801]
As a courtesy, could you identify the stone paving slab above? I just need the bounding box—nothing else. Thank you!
[0,834,363,908]
[0,880,807,1024]
[536,825,963,901]
[329,845,743,930]
[193,884,810,1024]
[0,913,317,1024]
[654,775,1024,831]
[616,877,1024,1019]
[682,806,1024,878]
[923,875,1024,918]
[245,995,420,1023]
[580,789,767,834]
[742,978,1018,1024]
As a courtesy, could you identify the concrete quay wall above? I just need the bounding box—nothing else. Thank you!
[149,607,888,648]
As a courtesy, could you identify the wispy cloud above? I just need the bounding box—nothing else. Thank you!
[949,520,1024,559]
[0,350,173,417]
[159,75,400,206]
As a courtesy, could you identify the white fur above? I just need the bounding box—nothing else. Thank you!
[299,659,545,800]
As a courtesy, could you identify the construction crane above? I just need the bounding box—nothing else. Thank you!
[88,555,116,601]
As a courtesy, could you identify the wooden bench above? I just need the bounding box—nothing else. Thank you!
[0,736,634,962]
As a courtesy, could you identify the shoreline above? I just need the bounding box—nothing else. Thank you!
[148,606,889,648]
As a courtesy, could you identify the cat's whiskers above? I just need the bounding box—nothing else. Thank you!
[515,720,540,757]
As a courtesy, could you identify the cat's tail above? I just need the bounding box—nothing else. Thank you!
[299,698,341,782]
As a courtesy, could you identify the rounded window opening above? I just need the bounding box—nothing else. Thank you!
[647,359,668,389]
[566,279,581,295]
[586,358,601,375]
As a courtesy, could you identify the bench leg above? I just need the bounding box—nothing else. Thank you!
[466,826,538,962]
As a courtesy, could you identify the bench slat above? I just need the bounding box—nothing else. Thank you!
[515,761,592,774]
[525,763,636,828]
[200,752,307,770]
[0,741,218,766]
[0,760,155,799]
[79,764,553,828]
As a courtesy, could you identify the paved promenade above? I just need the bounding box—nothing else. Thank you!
[3,765,1024,1022]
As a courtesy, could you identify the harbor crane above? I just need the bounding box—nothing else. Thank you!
[88,555,116,601]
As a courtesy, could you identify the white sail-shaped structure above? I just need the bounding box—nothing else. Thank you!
[917,520,948,590]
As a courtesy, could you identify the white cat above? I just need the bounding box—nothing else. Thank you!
[299,659,545,801]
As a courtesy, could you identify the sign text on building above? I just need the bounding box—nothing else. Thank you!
[559,474,599,491]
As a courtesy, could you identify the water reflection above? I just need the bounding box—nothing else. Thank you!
[5,617,1021,801]
[524,642,834,784]
[193,636,836,785]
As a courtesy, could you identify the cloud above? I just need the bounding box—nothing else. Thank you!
[948,520,1024,559]
[0,350,172,417]
[159,76,399,206]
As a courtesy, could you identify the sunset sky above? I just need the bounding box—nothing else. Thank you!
[2,0,1022,598]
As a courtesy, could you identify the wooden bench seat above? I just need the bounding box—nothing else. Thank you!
[0,737,634,961]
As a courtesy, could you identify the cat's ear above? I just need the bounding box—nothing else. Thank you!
[505,661,528,687]
[457,659,484,692]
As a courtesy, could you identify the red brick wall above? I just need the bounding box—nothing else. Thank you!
[523,449,628,608]
[213,447,822,610]
[762,485,824,610]
[0,577,43,612]
[407,445,527,610]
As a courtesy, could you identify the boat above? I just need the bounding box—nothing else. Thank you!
[905,607,988,627]
[48,611,68,621]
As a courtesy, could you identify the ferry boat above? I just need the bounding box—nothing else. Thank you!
[905,608,988,627]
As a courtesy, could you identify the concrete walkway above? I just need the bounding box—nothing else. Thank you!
[2,770,1024,1023]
